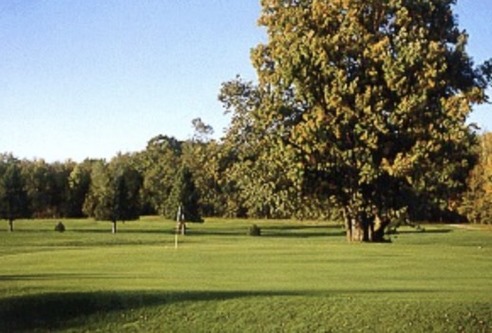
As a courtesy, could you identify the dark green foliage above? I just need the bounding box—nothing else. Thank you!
[138,135,182,216]
[164,167,202,223]
[219,78,303,219]
[0,156,30,231]
[83,155,142,233]
[21,159,76,218]
[66,160,93,218]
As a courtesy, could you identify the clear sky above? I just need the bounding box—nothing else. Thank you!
[1,1,491,162]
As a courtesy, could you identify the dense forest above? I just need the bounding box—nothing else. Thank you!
[2,0,491,241]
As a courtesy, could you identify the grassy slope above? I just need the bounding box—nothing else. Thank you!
[0,217,490,332]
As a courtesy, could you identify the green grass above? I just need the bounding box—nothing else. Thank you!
[0,217,490,332]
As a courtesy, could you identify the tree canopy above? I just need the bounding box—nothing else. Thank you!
[244,0,490,241]
[83,155,142,233]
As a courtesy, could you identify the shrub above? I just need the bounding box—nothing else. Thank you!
[248,224,261,236]
[54,222,66,232]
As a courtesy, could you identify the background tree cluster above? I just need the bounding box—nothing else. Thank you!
[459,132,492,224]
[1,0,491,238]
[1,125,490,230]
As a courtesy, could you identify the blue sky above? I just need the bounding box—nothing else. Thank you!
[0,1,491,162]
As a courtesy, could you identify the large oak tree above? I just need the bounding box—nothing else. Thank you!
[250,0,490,241]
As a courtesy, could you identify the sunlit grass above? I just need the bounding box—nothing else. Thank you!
[0,217,491,332]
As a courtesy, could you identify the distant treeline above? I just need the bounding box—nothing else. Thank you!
[1,121,490,224]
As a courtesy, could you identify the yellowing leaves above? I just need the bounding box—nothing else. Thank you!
[381,153,416,178]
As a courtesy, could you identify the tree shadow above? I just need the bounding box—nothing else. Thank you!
[0,288,444,332]
[191,224,344,238]
[261,230,345,238]
[188,229,248,237]
[394,229,453,235]
[0,273,128,282]
[261,224,344,238]
[0,290,300,332]
[68,229,115,234]
[70,229,173,235]
[265,224,341,231]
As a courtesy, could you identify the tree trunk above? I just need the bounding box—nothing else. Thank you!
[372,214,390,242]
[111,220,117,234]
[8,219,14,232]
[344,209,388,243]
[352,219,366,242]
[354,214,373,242]
[343,208,353,242]
[344,210,368,242]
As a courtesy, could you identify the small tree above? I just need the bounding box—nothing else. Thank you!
[138,135,182,216]
[84,157,142,233]
[0,158,30,232]
[164,166,202,232]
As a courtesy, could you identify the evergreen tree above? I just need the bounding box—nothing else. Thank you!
[164,166,202,224]
[0,158,29,232]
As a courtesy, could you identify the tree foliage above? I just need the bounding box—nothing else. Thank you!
[163,166,202,223]
[138,135,182,216]
[20,159,75,218]
[0,155,29,231]
[459,132,492,224]
[67,160,94,217]
[248,0,489,241]
[83,155,142,233]
[219,78,309,219]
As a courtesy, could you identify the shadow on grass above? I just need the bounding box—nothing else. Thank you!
[262,230,345,238]
[0,288,443,332]
[0,290,300,332]
[191,224,344,238]
[188,229,250,237]
[0,273,128,282]
[71,228,174,235]
[395,229,453,235]
[261,224,344,238]
[265,224,341,231]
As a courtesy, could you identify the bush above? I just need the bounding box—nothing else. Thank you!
[248,224,261,236]
[54,222,66,232]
